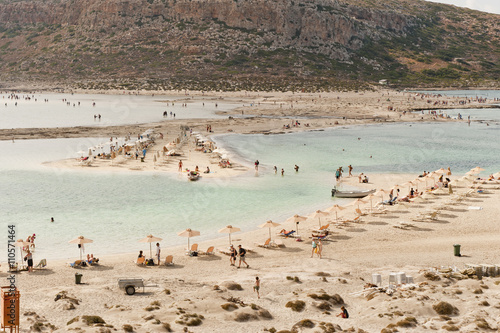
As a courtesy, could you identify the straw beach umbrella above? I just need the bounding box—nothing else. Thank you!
[68,236,93,260]
[470,166,485,174]
[365,193,378,211]
[138,234,163,259]
[259,220,281,240]
[350,198,368,210]
[287,214,308,234]
[325,205,346,222]
[177,228,200,249]
[374,189,389,202]
[218,225,241,245]
[310,210,329,228]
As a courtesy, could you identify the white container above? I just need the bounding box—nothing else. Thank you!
[389,273,397,285]
[396,272,407,284]
[481,264,496,277]
[372,273,382,286]
[406,275,414,284]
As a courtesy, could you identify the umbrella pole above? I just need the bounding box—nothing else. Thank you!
[188,238,190,251]
[229,234,231,245]
[335,211,338,222]
[150,243,153,259]
[318,217,321,228]
[268,228,271,241]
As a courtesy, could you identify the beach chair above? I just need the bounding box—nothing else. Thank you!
[69,260,85,268]
[412,211,438,222]
[256,238,271,248]
[136,257,146,265]
[344,216,362,224]
[355,208,367,217]
[35,259,47,269]
[187,244,199,256]
[271,239,286,248]
[164,255,174,266]
[199,246,215,255]
[8,263,19,272]
[277,230,296,238]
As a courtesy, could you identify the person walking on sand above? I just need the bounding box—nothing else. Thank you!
[178,160,183,172]
[311,239,317,257]
[253,277,261,299]
[316,239,323,259]
[229,245,237,266]
[237,245,249,268]
[348,165,353,177]
[156,243,161,265]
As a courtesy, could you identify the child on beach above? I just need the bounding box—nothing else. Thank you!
[253,277,260,299]
[337,306,349,318]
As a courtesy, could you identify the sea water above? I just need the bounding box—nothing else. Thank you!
[1,120,499,260]
[0,92,238,129]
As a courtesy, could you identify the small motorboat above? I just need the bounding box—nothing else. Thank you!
[331,187,375,198]
[188,171,200,181]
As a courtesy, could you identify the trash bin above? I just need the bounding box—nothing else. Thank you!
[453,244,461,257]
[75,273,83,284]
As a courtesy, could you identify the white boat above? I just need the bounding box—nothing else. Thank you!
[331,187,375,198]
[188,171,200,181]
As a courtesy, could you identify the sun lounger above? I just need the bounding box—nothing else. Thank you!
[381,197,398,205]
[256,238,271,248]
[412,211,438,222]
[164,255,174,266]
[312,224,330,233]
[355,208,367,217]
[136,257,146,265]
[277,230,296,238]
[35,259,47,269]
[199,246,215,255]
[271,239,286,248]
[186,244,199,255]
[344,216,362,223]
[69,260,86,268]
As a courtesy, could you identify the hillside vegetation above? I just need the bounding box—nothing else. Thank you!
[0,0,498,91]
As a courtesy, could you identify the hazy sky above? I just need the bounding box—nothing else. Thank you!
[425,0,500,15]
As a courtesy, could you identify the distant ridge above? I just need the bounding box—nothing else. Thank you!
[0,0,498,91]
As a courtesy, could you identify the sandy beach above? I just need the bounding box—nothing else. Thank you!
[10,170,500,332]
[4,88,500,332]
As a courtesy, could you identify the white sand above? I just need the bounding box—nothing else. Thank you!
[11,171,500,332]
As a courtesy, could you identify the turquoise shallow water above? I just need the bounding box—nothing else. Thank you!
[0,92,237,128]
[1,120,499,260]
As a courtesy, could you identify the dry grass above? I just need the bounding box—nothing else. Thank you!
[285,300,306,312]
[234,312,258,322]
[221,303,239,311]
[433,302,458,315]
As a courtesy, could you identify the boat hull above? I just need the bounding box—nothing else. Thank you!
[331,188,375,198]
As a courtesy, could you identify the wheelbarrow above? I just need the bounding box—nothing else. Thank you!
[118,278,158,295]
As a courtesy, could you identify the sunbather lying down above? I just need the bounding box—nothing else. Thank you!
[278,230,295,237]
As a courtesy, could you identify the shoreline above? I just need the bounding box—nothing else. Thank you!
[3,88,498,141]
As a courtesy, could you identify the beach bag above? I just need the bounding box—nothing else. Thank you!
[190,251,198,257]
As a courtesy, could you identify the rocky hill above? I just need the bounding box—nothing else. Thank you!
[0,0,498,91]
